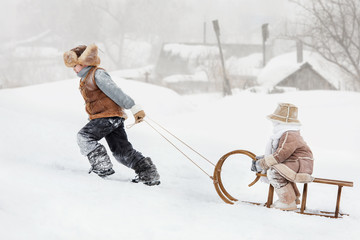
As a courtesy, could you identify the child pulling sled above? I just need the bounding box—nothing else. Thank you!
[63,44,160,186]
[252,103,314,210]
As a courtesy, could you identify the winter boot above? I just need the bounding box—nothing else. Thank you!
[87,145,115,178]
[271,183,297,211]
[132,157,160,186]
[271,200,297,210]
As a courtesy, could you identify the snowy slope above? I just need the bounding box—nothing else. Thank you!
[0,76,359,240]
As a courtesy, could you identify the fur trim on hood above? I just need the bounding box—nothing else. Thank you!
[63,44,101,67]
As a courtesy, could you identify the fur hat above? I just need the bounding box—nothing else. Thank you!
[267,103,301,125]
[63,44,101,67]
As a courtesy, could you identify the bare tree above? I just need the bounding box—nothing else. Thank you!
[288,0,360,90]
[200,56,223,92]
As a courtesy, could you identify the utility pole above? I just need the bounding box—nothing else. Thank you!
[296,40,303,63]
[212,19,232,96]
[145,72,150,83]
[203,21,207,44]
[262,23,269,67]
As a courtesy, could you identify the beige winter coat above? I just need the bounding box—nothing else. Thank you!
[259,131,314,183]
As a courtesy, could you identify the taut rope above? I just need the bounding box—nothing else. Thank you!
[146,117,216,167]
[134,117,215,179]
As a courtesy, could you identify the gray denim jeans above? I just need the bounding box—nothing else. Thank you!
[77,117,144,169]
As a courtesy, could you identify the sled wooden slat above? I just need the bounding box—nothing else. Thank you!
[295,210,349,218]
[266,185,274,208]
[300,183,308,212]
[312,178,353,187]
[335,186,342,218]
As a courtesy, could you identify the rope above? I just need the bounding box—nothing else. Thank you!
[141,118,214,179]
[146,117,216,167]
[126,122,137,129]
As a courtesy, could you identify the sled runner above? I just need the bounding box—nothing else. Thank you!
[213,150,354,218]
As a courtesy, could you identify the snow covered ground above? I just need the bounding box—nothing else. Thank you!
[0,75,359,240]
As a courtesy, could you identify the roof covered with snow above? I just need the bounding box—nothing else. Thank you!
[163,71,208,83]
[226,53,263,76]
[257,51,350,90]
[163,43,219,60]
[156,42,267,78]
[12,46,63,58]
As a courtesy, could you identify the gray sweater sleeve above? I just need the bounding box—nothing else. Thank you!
[94,69,135,109]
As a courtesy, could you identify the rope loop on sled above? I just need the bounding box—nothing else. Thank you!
[212,150,257,204]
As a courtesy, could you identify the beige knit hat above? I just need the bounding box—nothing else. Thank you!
[267,103,301,125]
[63,44,100,67]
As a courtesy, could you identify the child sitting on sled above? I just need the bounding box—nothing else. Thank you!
[252,103,314,210]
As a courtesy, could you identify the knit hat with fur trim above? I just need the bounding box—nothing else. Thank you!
[63,44,100,67]
[267,103,301,125]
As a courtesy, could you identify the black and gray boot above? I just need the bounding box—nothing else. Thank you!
[132,157,160,186]
[87,145,115,177]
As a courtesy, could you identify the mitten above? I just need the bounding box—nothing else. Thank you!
[134,110,145,123]
[131,105,145,124]
[251,155,265,172]
[251,160,263,173]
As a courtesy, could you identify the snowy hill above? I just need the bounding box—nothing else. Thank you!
[0,76,359,240]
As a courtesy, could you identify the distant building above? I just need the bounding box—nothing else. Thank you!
[257,51,349,92]
[155,42,271,93]
[275,62,336,90]
[0,30,66,88]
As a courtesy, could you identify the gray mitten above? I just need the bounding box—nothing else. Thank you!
[251,160,256,172]
[251,156,264,173]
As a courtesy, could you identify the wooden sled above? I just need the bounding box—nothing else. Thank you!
[213,150,354,218]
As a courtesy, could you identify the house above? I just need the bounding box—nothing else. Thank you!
[155,42,271,93]
[257,51,349,92]
[0,30,66,88]
[162,71,209,94]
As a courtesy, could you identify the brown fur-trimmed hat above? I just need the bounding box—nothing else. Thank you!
[267,103,301,125]
[63,44,101,67]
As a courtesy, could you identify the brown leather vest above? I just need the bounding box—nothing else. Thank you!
[79,67,127,120]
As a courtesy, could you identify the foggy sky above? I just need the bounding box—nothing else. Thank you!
[1,0,292,45]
